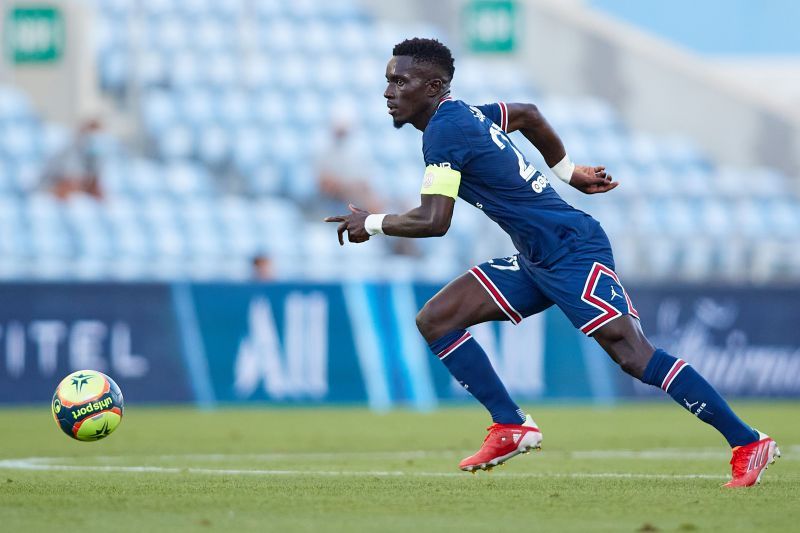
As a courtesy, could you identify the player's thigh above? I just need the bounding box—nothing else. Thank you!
[535,248,640,337]
[417,254,553,340]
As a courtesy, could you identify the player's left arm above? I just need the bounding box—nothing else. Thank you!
[504,102,618,195]
[324,194,455,245]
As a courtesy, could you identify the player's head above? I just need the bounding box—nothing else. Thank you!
[385,38,455,129]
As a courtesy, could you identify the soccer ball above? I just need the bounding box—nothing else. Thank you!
[52,370,124,441]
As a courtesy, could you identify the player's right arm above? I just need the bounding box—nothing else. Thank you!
[381,118,464,238]
[323,174,456,245]
[382,193,455,237]
[323,120,462,244]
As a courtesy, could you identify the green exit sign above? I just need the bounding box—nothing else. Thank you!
[4,5,65,64]
[464,0,517,53]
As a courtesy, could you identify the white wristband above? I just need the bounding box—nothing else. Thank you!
[550,154,575,183]
[364,214,386,236]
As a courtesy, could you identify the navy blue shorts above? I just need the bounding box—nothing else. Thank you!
[468,229,639,336]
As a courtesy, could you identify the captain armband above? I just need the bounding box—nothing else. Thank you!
[420,163,461,199]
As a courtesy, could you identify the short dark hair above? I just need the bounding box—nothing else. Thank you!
[392,38,455,82]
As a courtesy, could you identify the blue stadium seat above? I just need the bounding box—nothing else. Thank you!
[0,169,14,196]
[246,163,283,196]
[141,90,176,134]
[1,122,40,160]
[252,0,283,20]
[301,20,334,54]
[197,124,231,167]
[240,54,273,90]
[219,90,251,126]
[252,89,289,126]
[180,89,215,125]
[41,124,70,159]
[276,53,309,91]
[263,19,297,54]
[163,161,213,197]
[169,51,202,88]
[641,236,680,279]
[134,51,168,87]
[194,19,230,53]
[154,16,189,52]
[140,0,176,18]
[205,52,238,87]
[158,123,195,160]
[98,48,128,93]
[293,90,326,128]
[10,161,43,192]
[232,124,266,175]
[680,237,714,280]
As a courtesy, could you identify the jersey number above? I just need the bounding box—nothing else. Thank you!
[488,123,543,190]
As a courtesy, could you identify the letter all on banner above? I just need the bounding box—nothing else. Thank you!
[234,294,328,400]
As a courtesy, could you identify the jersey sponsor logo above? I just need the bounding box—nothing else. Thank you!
[610,286,622,300]
[530,173,549,194]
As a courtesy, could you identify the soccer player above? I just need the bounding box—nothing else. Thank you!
[325,38,779,487]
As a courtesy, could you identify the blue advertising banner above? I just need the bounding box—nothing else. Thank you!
[188,283,367,405]
[0,283,191,404]
[0,282,796,406]
[624,285,800,398]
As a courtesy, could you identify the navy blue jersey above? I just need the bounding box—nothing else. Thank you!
[421,98,601,267]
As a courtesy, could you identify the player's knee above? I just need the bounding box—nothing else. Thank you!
[415,306,437,341]
[617,354,647,379]
[416,300,450,341]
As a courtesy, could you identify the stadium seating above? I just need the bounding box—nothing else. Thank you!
[0,0,799,282]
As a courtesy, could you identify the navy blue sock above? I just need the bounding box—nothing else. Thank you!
[429,329,525,424]
[642,349,759,447]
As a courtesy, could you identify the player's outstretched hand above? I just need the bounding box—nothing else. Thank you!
[569,165,618,194]
[324,204,371,245]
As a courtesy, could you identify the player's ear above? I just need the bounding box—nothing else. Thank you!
[426,78,443,96]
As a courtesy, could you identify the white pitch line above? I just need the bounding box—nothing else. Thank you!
[0,458,729,480]
[93,450,458,462]
[19,445,795,464]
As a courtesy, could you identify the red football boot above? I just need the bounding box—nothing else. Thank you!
[459,414,542,472]
[724,431,780,488]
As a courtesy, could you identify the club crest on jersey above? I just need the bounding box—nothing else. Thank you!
[423,162,452,189]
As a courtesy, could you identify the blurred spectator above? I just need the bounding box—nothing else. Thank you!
[251,253,275,281]
[313,117,383,217]
[40,119,104,200]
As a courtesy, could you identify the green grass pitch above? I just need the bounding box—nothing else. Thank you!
[1,402,798,532]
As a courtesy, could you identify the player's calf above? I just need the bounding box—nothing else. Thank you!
[641,348,759,448]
